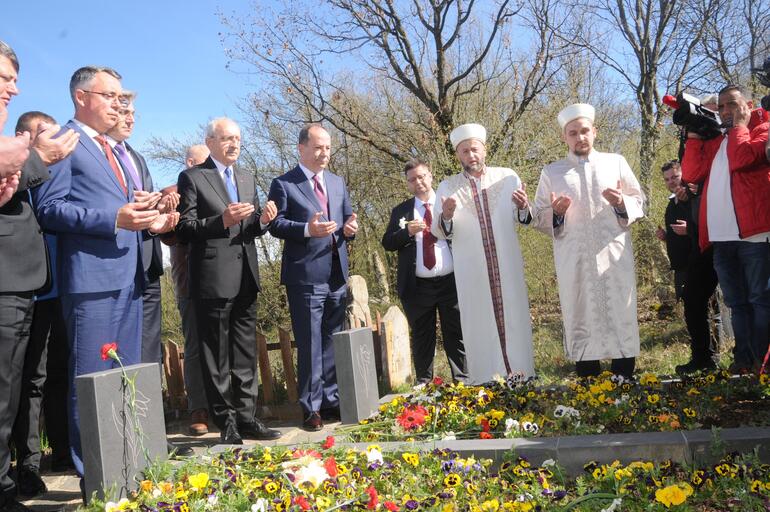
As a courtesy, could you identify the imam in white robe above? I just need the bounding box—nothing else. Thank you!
[531,150,644,361]
[432,167,535,384]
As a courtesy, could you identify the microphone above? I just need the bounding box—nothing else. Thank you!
[662,95,680,109]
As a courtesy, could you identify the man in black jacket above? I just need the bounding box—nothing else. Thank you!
[176,117,280,444]
[381,158,466,383]
[656,161,719,374]
[0,40,78,512]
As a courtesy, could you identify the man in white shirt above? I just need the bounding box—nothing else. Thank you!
[382,158,467,383]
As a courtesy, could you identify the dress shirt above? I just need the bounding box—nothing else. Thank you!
[211,157,269,230]
[299,163,329,238]
[413,192,453,278]
[73,120,129,186]
[105,136,141,190]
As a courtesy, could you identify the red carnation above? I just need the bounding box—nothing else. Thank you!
[324,455,338,478]
[366,485,378,510]
[293,495,311,510]
[322,435,335,449]
[384,501,399,511]
[432,377,444,386]
[101,342,118,361]
[480,431,494,439]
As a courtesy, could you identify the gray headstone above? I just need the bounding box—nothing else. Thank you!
[333,328,380,424]
[76,363,167,502]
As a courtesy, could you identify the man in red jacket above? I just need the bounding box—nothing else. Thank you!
[681,84,770,374]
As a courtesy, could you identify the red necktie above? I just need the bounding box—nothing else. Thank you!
[313,174,329,218]
[95,135,127,195]
[422,203,436,270]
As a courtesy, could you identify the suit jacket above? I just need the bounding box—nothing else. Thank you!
[268,166,353,286]
[0,150,49,293]
[125,142,163,282]
[33,121,144,295]
[381,198,418,299]
[664,197,697,272]
[176,156,266,299]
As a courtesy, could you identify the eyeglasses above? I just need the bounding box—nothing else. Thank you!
[81,90,120,102]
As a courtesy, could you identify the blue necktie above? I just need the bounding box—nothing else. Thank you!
[224,167,238,203]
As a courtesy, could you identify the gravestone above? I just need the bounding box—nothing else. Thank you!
[347,275,373,328]
[380,305,413,388]
[333,328,380,424]
[76,363,167,502]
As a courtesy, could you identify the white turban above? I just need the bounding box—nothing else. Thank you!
[557,103,595,131]
[449,123,486,149]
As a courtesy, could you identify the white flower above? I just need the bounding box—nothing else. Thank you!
[554,405,581,419]
[522,421,539,434]
[252,498,268,512]
[505,418,520,434]
[398,217,407,229]
[541,459,556,467]
[207,494,219,507]
[366,447,384,464]
[600,498,623,512]
[105,499,130,512]
[442,431,457,441]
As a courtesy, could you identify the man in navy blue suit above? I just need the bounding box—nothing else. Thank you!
[33,66,178,478]
[268,124,357,431]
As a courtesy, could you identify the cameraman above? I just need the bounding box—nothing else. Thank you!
[681,84,770,374]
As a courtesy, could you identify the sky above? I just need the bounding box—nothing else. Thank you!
[4,0,255,188]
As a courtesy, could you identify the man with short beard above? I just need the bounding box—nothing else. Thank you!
[527,104,644,379]
[431,123,534,385]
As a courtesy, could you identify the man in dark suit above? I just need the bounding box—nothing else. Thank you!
[381,158,467,383]
[268,124,358,431]
[177,117,281,444]
[655,161,719,375]
[11,112,74,501]
[0,41,78,511]
[106,92,179,367]
[33,66,178,479]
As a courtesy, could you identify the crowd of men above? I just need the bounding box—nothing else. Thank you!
[1,36,770,511]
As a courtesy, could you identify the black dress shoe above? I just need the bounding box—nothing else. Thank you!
[302,412,323,432]
[237,419,281,441]
[320,407,341,422]
[167,442,194,457]
[16,466,47,497]
[0,498,34,511]
[220,423,243,445]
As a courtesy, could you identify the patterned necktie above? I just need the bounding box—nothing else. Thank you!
[312,174,329,218]
[224,167,238,203]
[94,135,127,195]
[422,202,436,270]
[113,142,142,190]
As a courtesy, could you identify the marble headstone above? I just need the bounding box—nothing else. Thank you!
[333,328,380,424]
[381,305,412,387]
[76,363,167,502]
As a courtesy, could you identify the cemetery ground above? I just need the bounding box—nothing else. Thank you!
[20,282,770,511]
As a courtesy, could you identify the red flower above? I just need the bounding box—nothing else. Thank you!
[292,449,322,459]
[101,342,118,361]
[396,405,428,430]
[366,485,378,510]
[432,377,444,386]
[293,495,311,510]
[480,418,491,432]
[324,455,338,478]
[480,431,494,439]
[322,435,335,449]
[384,501,399,511]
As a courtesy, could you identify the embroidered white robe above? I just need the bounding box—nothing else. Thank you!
[432,167,534,384]
[531,151,644,361]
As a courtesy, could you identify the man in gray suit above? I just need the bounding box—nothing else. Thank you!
[0,40,78,512]
[176,117,281,444]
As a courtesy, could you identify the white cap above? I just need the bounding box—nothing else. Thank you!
[557,103,595,130]
[449,123,486,149]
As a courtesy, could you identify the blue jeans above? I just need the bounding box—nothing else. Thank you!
[712,241,770,368]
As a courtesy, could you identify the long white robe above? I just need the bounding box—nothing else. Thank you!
[531,151,644,361]
[432,167,534,384]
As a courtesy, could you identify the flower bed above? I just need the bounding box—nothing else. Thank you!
[337,372,770,442]
[87,441,770,511]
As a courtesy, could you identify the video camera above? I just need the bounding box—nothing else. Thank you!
[751,56,770,112]
[662,93,724,140]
